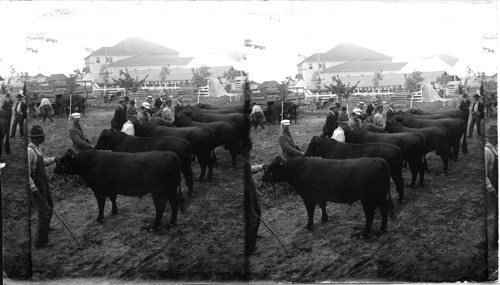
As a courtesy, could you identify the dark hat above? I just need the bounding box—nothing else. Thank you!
[5,93,11,98]
[335,103,341,108]
[124,96,130,101]
[29,125,45,138]
[15,94,22,99]
[118,98,126,103]
[462,93,468,98]
[473,94,480,99]
[341,106,347,111]
[486,125,497,137]
[251,102,256,105]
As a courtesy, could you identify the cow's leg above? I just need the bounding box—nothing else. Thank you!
[212,150,218,166]
[423,156,429,172]
[319,201,328,222]
[168,190,179,226]
[94,193,106,223]
[181,160,194,197]
[361,200,375,238]
[110,194,118,215]
[303,198,316,231]
[378,196,389,233]
[440,151,449,174]
[197,153,207,182]
[418,157,425,186]
[229,148,238,169]
[150,193,167,231]
[406,159,418,188]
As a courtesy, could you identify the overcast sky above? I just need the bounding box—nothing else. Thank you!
[0,1,497,82]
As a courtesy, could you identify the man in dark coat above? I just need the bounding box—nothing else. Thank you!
[459,92,471,126]
[321,103,340,138]
[468,93,485,137]
[174,96,184,119]
[366,98,376,117]
[69,113,94,151]
[279,119,304,158]
[2,93,14,135]
[385,102,396,122]
[111,98,127,131]
[10,94,27,137]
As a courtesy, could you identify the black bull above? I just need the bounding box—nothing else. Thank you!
[268,101,299,124]
[262,155,393,238]
[56,94,86,117]
[133,121,215,182]
[54,149,184,231]
[94,129,194,196]
[304,136,405,204]
[345,127,426,188]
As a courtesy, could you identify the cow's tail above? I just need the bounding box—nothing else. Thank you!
[377,158,395,220]
[178,182,186,214]
[462,123,468,154]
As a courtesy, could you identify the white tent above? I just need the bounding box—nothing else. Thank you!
[208,77,238,97]
[398,57,456,75]
[421,82,447,102]
[185,52,247,72]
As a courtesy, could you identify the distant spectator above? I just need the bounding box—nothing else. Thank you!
[162,99,174,122]
[348,108,362,129]
[126,100,138,119]
[69,113,93,151]
[38,94,53,122]
[111,98,127,131]
[250,102,265,130]
[366,98,376,117]
[459,93,471,126]
[2,93,14,134]
[372,105,385,128]
[279,120,303,158]
[138,102,151,123]
[174,96,184,119]
[321,103,340,138]
[385,102,396,122]
[10,94,27,138]
[468,93,484,137]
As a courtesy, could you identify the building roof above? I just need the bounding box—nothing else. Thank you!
[108,55,193,67]
[423,54,459,67]
[84,37,179,59]
[34,73,47,78]
[323,60,406,73]
[259,81,280,88]
[299,43,392,65]
[47,74,68,81]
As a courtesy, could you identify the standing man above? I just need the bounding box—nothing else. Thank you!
[138,102,152,123]
[2,93,14,135]
[154,92,164,109]
[146,95,154,107]
[10,94,27,138]
[162,99,174,122]
[468,93,484,137]
[174,96,184,119]
[321,103,340,138]
[126,100,138,120]
[366,98,376,117]
[459,92,471,127]
[27,125,60,249]
[279,119,304,158]
[69,113,93,151]
[39,94,53,123]
[385,102,396,122]
[485,125,498,248]
[111,98,127,131]
[250,102,265,130]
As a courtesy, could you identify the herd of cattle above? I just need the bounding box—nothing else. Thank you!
[261,107,469,238]
[54,102,250,231]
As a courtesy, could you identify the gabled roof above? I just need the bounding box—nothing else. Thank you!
[259,81,280,88]
[423,54,459,67]
[323,60,406,73]
[299,43,392,65]
[108,55,193,67]
[47,74,68,81]
[84,37,179,59]
[34,73,47,78]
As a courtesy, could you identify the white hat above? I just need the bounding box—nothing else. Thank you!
[142,102,151,109]
[0,163,5,169]
[71,113,81,119]
[280,119,290,126]
[353,108,362,115]
[147,95,153,100]
[358,101,365,106]
[475,89,480,94]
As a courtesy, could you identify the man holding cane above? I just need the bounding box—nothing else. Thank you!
[27,125,60,249]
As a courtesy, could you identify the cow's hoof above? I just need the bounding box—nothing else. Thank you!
[111,210,118,215]
[351,232,363,239]
[405,184,415,189]
[141,225,159,232]
[379,227,387,233]
[389,211,397,221]
[96,218,104,224]
[305,225,314,231]
[321,216,328,223]
[187,192,193,198]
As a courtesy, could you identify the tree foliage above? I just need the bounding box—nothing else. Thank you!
[324,75,360,100]
[404,70,424,93]
[66,69,83,95]
[243,39,266,50]
[372,70,384,89]
[112,69,148,94]
[276,81,291,102]
[311,71,323,92]
[159,65,171,85]
[191,65,212,88]
[99,66,111,87]
[435,71,451,87]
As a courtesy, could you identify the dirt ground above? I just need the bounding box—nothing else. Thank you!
[248,103,498,282]
[4,104,246,281]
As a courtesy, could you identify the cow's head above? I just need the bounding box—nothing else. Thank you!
[182,105,192,117]
[406,108,418,114]
[261,156,287,183]
[393,113,404,123]
[304,136,322,157]
[94,129,114,150]
[54,148,79,175]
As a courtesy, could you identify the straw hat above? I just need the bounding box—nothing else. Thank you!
[142,102,151,109]
[280,119,290,126]
[71,113,81,119]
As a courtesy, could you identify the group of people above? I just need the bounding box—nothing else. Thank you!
[459,90,486,137]
[320,98,396,141]
[111,92,182,136]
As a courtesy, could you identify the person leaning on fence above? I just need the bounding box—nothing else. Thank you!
[372,105,386,128]
[38,94,54,122]
[250,102,265,130]
[321,103,340,138]
[459,92,471,126]
[69,113,94,151]
[385,102,396,122]
[279,119,304,158]
[485,125,498,249]
[468,93,484,137]
[111,98,128,131]
[28,125,61,249]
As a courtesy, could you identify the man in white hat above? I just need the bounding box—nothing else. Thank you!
[69,113,93,152]
[38,94,54,122]
[138,102,152,123]
[348,108,363,129]
[278,119,304,158]
[146,95,153,106]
